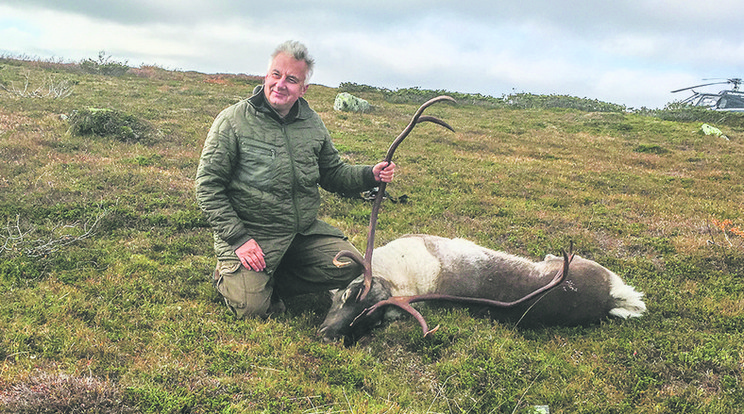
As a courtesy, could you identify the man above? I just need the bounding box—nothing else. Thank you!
[196,40,395,318]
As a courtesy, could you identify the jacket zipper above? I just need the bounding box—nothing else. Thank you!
[281,125,302,233]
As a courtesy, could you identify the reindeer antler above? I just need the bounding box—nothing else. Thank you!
[358,96,456,301]
[352,246,575,337]
[330,94,575,339]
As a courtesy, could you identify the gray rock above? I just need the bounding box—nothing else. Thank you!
[333,92,372,113]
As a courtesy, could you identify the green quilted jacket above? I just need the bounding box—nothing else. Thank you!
[195,86,376,275]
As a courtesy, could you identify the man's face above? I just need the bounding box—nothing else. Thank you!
[264,52,309,117]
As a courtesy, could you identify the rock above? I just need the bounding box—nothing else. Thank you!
[701,123,729,140]
[333,92,371,113]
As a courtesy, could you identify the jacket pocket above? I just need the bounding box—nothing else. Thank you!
[236,140,277,192]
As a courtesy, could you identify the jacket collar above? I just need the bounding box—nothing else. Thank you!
[248,85,312,124]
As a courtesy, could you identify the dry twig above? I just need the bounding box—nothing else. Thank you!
[0,71,74,99]
[0,208,107,259]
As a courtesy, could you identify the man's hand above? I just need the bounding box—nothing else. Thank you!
[372,161,396,183]
[235,239,266,272]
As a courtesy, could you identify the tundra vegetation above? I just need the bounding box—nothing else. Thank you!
[0,54,743,413]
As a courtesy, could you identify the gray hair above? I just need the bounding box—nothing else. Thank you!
[270,40,315,82]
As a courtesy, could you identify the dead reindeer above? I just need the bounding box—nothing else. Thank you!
[318,96,645,344]
[319,235,646,344]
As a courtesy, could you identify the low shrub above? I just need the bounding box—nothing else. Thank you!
[638,102,744,128]
[338,82,627,112]
[67,107,157,143]
[79,51,130,77]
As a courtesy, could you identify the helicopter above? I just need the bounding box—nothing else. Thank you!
[671,78,744,112]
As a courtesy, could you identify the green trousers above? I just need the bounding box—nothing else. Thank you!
[213,234,364,318]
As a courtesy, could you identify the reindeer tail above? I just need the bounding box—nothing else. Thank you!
[608,278,647,319]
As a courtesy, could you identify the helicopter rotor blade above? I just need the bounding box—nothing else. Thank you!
[702,77,741,83]
[671,81,729,93]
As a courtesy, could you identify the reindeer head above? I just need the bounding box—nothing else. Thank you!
[318,276,394,346]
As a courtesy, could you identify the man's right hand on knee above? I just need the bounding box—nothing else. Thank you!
[235,239,266,272]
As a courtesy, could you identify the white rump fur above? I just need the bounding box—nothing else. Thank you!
[372,236,646,320]
[543,252,646,319]
[607,274,647,318]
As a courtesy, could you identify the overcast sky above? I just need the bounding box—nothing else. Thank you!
[1,1,742,109]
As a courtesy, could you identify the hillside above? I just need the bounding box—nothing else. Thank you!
[1,57,743,413]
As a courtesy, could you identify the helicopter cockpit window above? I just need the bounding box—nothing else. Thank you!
[698,96,720,108]
[718,93,744,109]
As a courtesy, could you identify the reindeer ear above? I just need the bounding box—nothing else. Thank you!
[340,287,353,303]
[340,280,367,304]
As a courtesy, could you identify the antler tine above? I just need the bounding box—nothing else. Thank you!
[333,249,366,269]
[568,240,575,261]
[357,95,456,301]
[508,246,573,302]
[383,96,457,163]
[352,296,440,337]
[333,250,373,301]
[410,96,457,127]
[416,115,456,133]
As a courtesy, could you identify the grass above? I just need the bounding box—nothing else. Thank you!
[1,55,743,413]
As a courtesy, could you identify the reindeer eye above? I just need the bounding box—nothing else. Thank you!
[340,289,351,303]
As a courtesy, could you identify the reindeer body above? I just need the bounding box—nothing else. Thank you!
[319,234,646,343]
